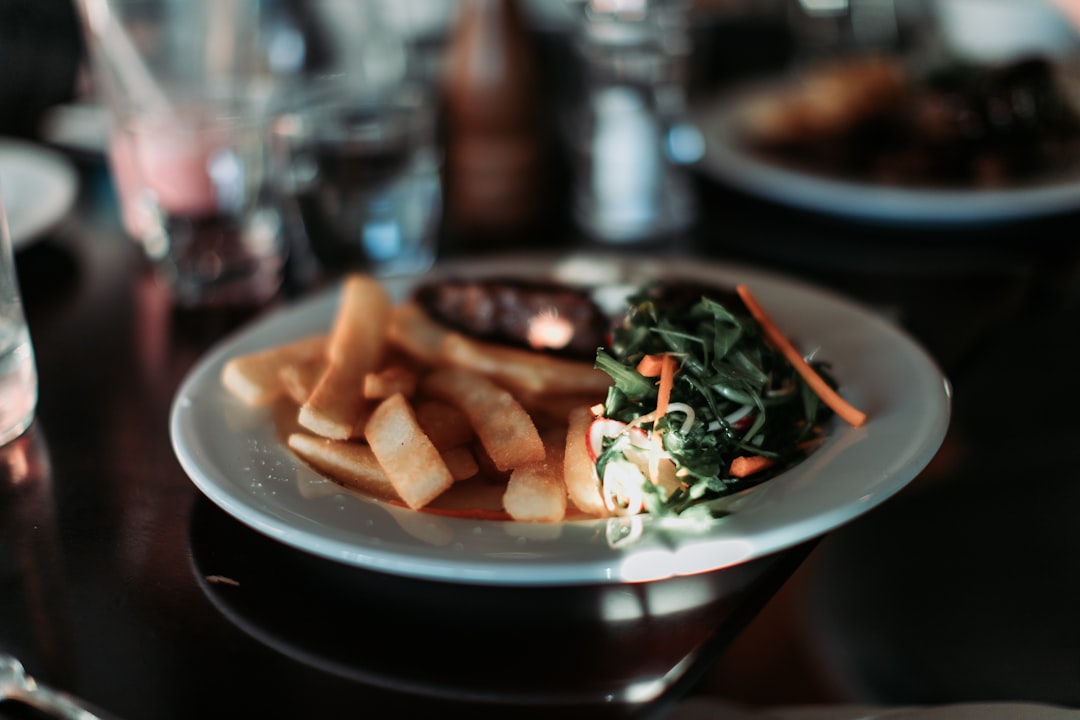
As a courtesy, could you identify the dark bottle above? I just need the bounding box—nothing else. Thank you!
[442,0,547,245]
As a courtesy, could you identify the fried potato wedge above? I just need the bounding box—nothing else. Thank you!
[221,335,326,406]
[421,367,546,472]
[503,429,568,523]
[441,445,479,482]
[278,355,327,405]
[298,364,370,439]
[232,273,622,523]
[386,300,451,365]
[287,432,399,501]
[563,405,607,516]
[364,392,455,509]
[363,365,418,400]
[299,275,392,439]
[413,400,475,450]
[326,275,394,368]
[440,331,612,397]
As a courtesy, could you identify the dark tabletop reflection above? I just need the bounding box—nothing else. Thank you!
[0,427,76,686]
[187,496,814,719]
[792,274,1080,707]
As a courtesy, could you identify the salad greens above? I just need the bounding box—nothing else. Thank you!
[591,284,839,517]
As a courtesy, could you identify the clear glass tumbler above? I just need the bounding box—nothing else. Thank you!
[566,0,701,244]
[0,187,38,445]
[269,0,444,279]
[76,0,293,308]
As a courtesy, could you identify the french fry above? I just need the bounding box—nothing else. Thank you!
[363,366,418,400]
[413,400,475,450]
[233,274,621,523]
[503,429,568,523]
[441,445,479,481]
[221,335,326,406]
[298,364,370,439]
[287,432,400,501]
[470,440,511,484]
[563,405,607,516]
[348,405,373,441]
[439,331,612,397]
[364,393,455,509]
[299,275,392,439]
[421,367,546,472]
[326,275,393,367]
[278,355,327,405]
[386,300,452,365]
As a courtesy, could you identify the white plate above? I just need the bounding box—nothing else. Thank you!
[693,84,1080,225]
[39,103,109,157]
[170,254,951,586]
[0,138,78,247]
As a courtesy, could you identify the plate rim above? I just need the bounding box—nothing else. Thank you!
[0,137,79,248]
[170,253,952,586]
[691,80,1080,225]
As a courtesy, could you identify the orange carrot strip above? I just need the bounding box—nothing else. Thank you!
[736,285,867,428]
[730,439,825,479]
[655,353,677,422]
[730,455,775,478]
[636,354,666,377]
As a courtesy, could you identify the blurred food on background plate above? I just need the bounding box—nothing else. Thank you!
[737,53,1080,188]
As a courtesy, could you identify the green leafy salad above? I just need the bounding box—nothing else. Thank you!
[588,282,863,518]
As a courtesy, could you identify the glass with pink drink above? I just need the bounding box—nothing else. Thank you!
[108,107,285,307]
[76,0,294,308]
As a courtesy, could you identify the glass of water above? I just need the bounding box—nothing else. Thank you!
[0,186,37,445]
[564,0,701,244]
[269,0,445,280]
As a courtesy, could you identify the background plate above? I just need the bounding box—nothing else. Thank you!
[693,86,1080,226]
[0,138,78,247]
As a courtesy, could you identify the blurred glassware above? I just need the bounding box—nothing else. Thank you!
[787,0,901,59]
[0,187,37,446]
[76,0,297,308]
[565,0,702,245]
[270,0,446,279]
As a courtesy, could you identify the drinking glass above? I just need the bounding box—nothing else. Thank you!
[565,0,701,244]
[76,0,296,307]
[0,187,38,446]
[269,0,445,279]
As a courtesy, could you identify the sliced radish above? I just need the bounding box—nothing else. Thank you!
[602,460,646,516]
[585,417,649,463]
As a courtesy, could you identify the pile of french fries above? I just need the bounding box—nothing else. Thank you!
[220,274,615,522]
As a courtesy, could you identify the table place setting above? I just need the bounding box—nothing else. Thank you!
[2,1,1080,718]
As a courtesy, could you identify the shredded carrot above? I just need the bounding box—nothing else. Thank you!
[736,284,867,428]
[636,353,666,377]
[730,439,825,478]
[730,455,775,478]
[654,353,677,422]
[388,500,512,521]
